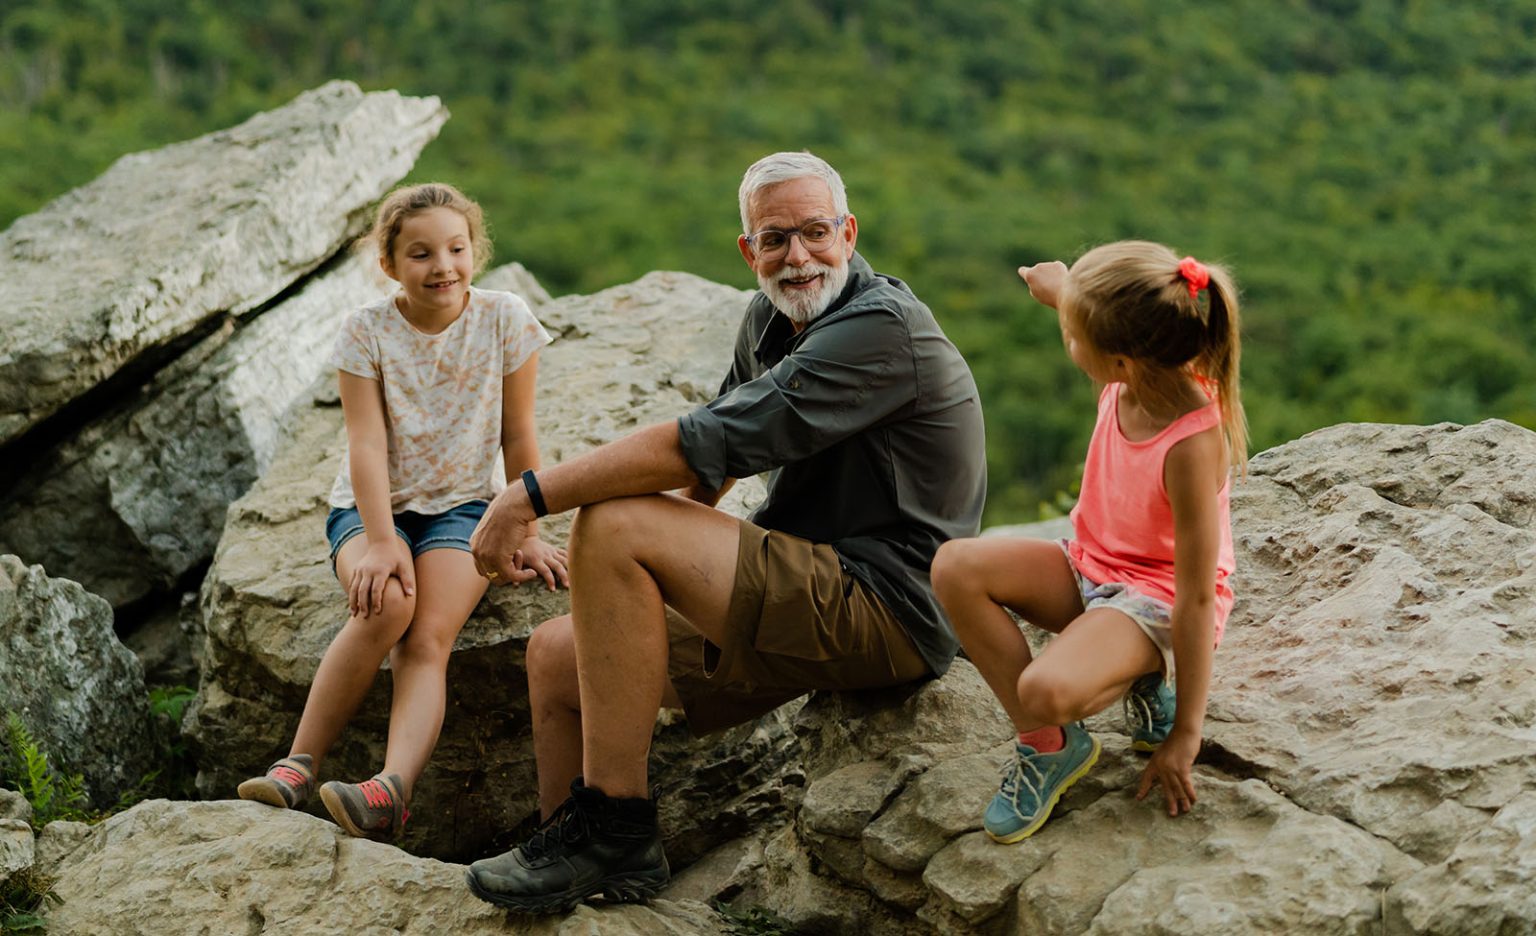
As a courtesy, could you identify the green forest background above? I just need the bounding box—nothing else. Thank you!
[2,0,1532,522]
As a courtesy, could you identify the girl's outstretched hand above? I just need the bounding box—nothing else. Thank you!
[1135,728,1201,817]
[514,536,570,591]
[1019,261,1069,310]
[349,539,416,618]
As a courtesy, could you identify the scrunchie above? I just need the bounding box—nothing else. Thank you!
[1177,256,1210,299]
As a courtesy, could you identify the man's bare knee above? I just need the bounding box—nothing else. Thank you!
[527,616,581,706]
[569,496,663,556]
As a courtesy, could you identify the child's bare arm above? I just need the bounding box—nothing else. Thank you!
[1137,427,1223,816]
[1018,261,1070,310]
[339,371,416,615]
[499,352,568,589]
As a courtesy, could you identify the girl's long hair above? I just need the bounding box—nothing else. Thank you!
[1068,240,1248,474]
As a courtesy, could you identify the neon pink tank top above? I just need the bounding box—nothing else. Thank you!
[1067,383,1235,642]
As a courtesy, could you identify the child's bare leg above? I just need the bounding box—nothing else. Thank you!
[931,537,1083,731]
[289,536,417,769]
[382,547,488,803]
[1015,608,1163,730]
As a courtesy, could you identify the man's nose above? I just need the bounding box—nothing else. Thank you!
[784,233,813,265]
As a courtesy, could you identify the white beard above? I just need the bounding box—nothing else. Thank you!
[758,259,850,326]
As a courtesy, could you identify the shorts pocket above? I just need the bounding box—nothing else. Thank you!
[751,535,851,662]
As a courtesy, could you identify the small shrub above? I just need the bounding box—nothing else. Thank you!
[0,867,62,935]
[0,714,90,827]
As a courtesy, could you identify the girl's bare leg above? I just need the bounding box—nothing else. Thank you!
[931,537,1084,732]
[381,547,489,803]
[289,536,416,770]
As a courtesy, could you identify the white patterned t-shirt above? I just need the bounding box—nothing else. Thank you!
[327,287,552,514]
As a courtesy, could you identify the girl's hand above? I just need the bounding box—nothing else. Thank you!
[1135,728,1201,817]
[1019,261,1069,309]
[349,539,416,618]
[514,536,570,591]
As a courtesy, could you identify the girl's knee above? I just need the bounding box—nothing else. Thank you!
[394,619,458,667]
[350,580,415,637]
[931,537,980,599]
[1015,666,1085,725]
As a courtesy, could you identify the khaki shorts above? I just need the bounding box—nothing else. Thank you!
[668,520,930,734]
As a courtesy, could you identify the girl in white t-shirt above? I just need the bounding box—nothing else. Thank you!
[238,183,565,840]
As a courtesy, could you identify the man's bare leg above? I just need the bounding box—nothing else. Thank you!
[531,493,741,805]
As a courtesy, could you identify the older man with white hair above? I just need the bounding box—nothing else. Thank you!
[465,151,987,913]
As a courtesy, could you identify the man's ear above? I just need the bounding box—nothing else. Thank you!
[738,234,758,271]
[841,213,858,258]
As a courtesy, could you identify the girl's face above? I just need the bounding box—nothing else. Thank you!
[384,207,476,316]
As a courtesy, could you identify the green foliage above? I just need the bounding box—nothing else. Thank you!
[143,685,198,801]
[1,867,62,936]
[2,0,1533,521]
[0,714,89,828]
[713,899,802,936]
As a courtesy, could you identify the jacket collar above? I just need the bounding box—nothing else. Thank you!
[752,252,875,364]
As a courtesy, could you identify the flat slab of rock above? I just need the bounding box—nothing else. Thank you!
[44,800,727,935]
[189,271,800,864]
[0,555,155,805]
[0,80,445,448]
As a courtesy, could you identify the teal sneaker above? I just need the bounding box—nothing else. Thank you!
[983,723,1101,844]
[1123,673,1176,753]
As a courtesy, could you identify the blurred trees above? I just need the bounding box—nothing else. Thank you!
[3,0,1533,522]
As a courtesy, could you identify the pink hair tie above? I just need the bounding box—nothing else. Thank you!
[1177,256,1210,299]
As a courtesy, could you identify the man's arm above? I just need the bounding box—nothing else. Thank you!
[472,421,697,580]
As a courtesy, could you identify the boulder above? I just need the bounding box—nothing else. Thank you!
[0,80,445,449]
[0,249,395,609]
[0,556,155,806]
[42,799,728,935]
[187,271,802,865]
[732,419,1536,934]
[0,818,32,884]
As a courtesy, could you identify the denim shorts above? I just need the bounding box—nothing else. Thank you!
[325,500,488,565]
[1058,540,1177,680]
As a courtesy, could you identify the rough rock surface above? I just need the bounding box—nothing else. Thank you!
[0,555,155,805]
[42,799,729,935]
[707,420,1536,934]
[0,250,395,608]
[0,80,445,448]
[0,818,32,883]
[188,271,801,864]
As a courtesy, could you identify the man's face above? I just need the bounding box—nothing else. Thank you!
[737,176,858,328]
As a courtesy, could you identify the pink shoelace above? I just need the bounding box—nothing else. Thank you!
[271,765,309,788]
[359,778,394,810]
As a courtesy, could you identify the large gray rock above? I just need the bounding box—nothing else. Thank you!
[0,80,446,448]
[188,271,800,864]
[42,799,729,935]
[0,250,395,608]
[736,419,1536,934]
[0,555,155,805]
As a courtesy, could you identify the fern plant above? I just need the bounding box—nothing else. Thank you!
[0,713,90,828]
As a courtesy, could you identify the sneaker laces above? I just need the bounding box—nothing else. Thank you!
[270,765,309,789]
[359,778,394,810]
[999,749,1049,810]
[1123,690,1154,737]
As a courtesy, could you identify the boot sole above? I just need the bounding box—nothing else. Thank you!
[464,867,670,914]
[238,778,296,809]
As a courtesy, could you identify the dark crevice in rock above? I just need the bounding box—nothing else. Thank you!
[0,312,233,492]
[113,559,211,640]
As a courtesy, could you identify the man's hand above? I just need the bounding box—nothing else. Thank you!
[348,539,416,618]
[1019,261,1069,310]
[470,484,540,586]
[515,536,570,591]
[1135,727,1201,817]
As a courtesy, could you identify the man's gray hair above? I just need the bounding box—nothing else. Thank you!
[738,151,849,233]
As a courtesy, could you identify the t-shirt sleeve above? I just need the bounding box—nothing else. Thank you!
[677,307,917,490]
[328,309,378,379]
[500,293,554,375]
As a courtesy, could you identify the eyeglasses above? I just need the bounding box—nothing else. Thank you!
[743,216,846,260]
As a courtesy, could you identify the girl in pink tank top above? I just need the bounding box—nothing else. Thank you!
[931,240,1247,843]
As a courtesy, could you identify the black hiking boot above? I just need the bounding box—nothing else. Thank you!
[465,778,669,913]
